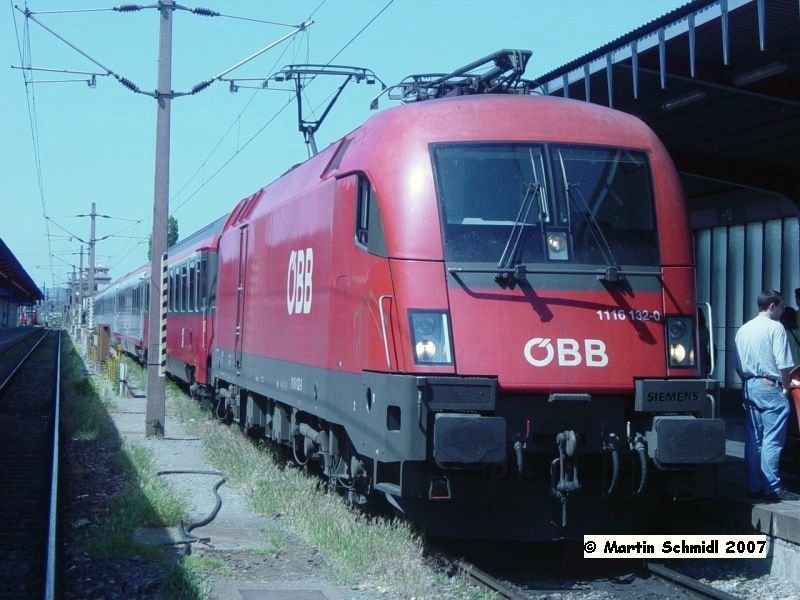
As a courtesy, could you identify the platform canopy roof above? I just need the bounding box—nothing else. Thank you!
[0,238,43,305]
[533,0,800,224]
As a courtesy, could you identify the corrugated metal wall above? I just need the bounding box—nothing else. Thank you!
[695,217,800,388]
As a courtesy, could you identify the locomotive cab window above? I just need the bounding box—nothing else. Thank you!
[354,174,387,256]
[431,142,659,267]
[551,146,658,266]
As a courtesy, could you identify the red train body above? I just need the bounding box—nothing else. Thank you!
[97,94,722,539]
[163,216,226,388]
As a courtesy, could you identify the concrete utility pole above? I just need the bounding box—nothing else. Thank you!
[88,201,96,300]
[145,0,173,438]
[79,245,84,325]
[71,265,76,324]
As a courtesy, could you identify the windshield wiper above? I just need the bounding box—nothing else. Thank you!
[495,181,540,286]
[557,150,623,282]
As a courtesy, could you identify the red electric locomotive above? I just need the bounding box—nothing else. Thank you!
[206,89,721,538]
[100,52,723,539]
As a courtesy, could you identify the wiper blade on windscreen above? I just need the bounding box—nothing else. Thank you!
[557,150,623,282]
[495,181,540,286]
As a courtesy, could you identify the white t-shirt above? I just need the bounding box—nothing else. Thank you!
[735,313,794,380]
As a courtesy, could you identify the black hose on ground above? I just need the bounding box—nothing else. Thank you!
[156,469,227,554]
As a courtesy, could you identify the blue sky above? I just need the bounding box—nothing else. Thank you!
[2,0,688,299]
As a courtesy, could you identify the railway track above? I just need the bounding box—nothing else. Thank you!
[0,329,62,599]
[0,327,46,387]
[435,540,745,599]
[647,562,742,600]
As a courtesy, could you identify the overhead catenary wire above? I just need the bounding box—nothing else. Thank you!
[210,12,298,27]
[16,5,312,99]
[24,3,296,26]
[14,3,314,284]
[173,95,295,213]
[12,0,57,290]
[170,34,304,210]
[14,5,146,94]
[23,6,126,15]
[16,0,391,283]
[173,0,394,212]
[189,19,313,96]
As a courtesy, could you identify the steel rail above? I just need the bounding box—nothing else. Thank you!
[0,329,49,393]
[647,562,742,600]
[456,559,529,600]
[44,331,62,600]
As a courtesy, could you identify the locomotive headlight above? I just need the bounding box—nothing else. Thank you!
[415,340,437,361]
[669,343,687,363]
[409,310,453,365]
[546,232,569,261]
[665,316,695,367]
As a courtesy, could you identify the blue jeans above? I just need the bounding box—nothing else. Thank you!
[744,379,790,493]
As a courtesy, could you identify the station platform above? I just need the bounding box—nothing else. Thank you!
[704,395,800,580]
[0,326,40,354]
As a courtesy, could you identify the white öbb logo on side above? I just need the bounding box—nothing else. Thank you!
[287,248,313,315]
[523,338,609,367]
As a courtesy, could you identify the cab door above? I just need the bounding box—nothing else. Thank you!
[234,226,248,370]
[329,174,398,373]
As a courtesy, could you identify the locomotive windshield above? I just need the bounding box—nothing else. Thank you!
[431,143,659,266]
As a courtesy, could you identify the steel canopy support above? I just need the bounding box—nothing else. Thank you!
[721,0,730,65]
[584,63,591,101]
[658,28,667,89]
[688,13,697,78]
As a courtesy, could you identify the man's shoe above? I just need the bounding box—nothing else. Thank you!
[775,489,800,501]
[764,489,800,502]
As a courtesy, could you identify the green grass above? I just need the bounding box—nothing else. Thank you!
[121,443,186,525]
[61,340,116,441]
[62,337,209,598]
[164,385,489,599]
[161,555,219,598]
[112,356,490,597]
[86,442,186,557]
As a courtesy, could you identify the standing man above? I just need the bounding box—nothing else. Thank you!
[795,287,800,313]
[735,290,800,502]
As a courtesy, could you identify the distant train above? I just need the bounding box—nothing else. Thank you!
[19,305,38,326]
[96,58,723,539]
